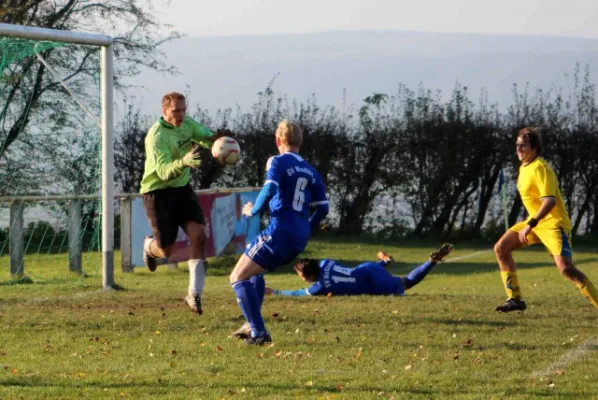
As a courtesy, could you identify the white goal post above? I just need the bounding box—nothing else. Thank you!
[0,23,115,290]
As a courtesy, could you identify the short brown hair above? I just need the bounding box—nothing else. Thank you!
[517,127,543,155]
[162,92,186,108]
[276,120,303,147]
[294,258,320,281]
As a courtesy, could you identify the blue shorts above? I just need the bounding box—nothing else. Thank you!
[244,227,308,272]
[360,264,405,295]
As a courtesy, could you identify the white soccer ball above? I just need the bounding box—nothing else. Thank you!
[211,136,240,165]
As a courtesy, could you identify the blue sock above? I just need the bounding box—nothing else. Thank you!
[250,274,265,308]
[403,260,436,290]
[232,280,266,336]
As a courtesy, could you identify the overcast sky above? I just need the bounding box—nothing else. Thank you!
[159,0,598,39]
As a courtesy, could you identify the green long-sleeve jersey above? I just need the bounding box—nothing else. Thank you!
[139,116,214,194]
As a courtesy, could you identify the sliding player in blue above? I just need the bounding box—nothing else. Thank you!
[229,120,329,345]
[266,244,453,297]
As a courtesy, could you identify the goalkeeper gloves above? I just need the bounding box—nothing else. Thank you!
[182,146,202,168]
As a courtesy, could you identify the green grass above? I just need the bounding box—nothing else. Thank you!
[1,237,597,399]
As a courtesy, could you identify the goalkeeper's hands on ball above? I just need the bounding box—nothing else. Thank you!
[182,146,202,168]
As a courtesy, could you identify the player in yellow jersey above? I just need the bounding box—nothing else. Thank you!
[493,127,598,312]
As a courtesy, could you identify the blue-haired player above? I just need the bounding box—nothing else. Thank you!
[265,244,452,298]
[229,120,329,345]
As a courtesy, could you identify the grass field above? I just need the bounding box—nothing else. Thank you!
[1,237,597,399]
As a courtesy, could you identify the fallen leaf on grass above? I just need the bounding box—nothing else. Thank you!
[215,346,223,352]
[335,383,344,391]
[305,380,314,387]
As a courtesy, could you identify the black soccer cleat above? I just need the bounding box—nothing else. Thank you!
[184,293,203,316]
[495,298,527,313]
[232,322,252,340]
[143,236,158,272]
[429,243,453,263]
[244,332,272,346]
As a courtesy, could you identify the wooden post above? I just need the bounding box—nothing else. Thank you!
[68,200,82,273]
[120,197,133,272]
[9,202,25,278]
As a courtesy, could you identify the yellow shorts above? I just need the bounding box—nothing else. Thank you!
[509,221,573,257]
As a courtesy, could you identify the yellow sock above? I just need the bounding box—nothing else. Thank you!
[501,271,522,300]
[577,278,598,309]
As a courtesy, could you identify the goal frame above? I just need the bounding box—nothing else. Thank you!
[0,23,115,289]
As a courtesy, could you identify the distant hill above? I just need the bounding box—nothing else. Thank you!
[124,30,598,117]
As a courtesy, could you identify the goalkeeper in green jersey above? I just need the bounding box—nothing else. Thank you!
[140,91,230,316]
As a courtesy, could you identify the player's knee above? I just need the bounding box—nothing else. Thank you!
[229,270,241,284]
[230,266,252,283]
[493,241,506,258]
[188,229,205,244]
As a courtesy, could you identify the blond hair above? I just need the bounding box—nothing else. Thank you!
[275,120,303,147]
[162,91,186,108]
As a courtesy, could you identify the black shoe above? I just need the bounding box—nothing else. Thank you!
[495,298,527,313]
[232,322,251,340]
[244,332,272,345]
[430,243,453,263]
[143,236,158,272]
[184,293,203,316]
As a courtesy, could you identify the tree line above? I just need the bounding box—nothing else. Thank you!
[115,65,598,240]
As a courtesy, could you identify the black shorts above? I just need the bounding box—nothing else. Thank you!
[142,184,205,248]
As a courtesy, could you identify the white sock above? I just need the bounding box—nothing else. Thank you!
[188,259,206,296]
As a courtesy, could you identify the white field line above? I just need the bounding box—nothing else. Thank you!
[443,249,493,263]
[531,336,598,378]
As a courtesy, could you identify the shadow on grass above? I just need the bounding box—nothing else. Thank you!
[0,378,591,398]
[429,318,518,327]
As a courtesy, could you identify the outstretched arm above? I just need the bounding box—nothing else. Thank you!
[266,281,324,297]
[244,182,277,217]
[269,287,311,297]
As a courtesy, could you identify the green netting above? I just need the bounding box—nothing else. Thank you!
[0,36,103,285]
[0,38,65,67]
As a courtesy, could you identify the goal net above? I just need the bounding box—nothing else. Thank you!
[0,25,114,288]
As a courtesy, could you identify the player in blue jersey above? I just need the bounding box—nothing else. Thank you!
[265,243,453,297]
[229,120,329,345]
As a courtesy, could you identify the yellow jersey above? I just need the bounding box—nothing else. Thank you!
[517,157,572,232]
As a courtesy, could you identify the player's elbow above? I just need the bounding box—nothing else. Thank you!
[542,196,557,209]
